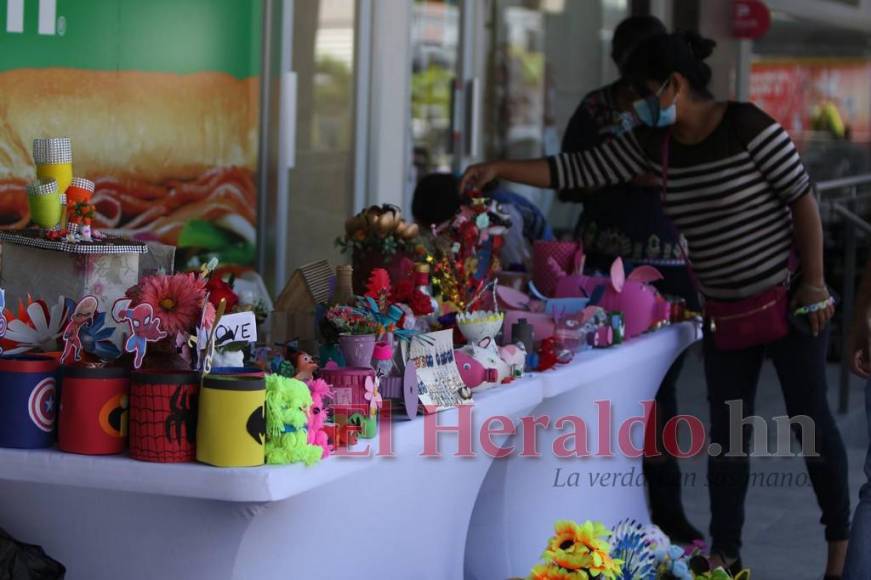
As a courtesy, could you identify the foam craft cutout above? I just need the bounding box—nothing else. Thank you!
[591,258,666,339]
[112,299,167,369]
[61,295,98,364]
[363,375,382,418]
[213,311,257,347]
[454,349,498,389]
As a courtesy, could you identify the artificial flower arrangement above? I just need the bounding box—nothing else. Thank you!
[430,196,510,312]
[321,304,381,342]
[527,520,623,580]
[338,204,422,257]
[337,204,426,292]
[527,519,751,580]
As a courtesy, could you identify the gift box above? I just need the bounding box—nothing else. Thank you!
[0,231,148,350]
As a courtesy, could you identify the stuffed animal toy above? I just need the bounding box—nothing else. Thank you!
[307,378,334,458]
[265,375,323,466]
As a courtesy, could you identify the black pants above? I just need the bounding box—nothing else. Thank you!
[704,325,851,558]
[641,264,699,525]
[644,351,691,524]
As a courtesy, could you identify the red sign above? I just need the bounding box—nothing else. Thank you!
[733,0,771,39]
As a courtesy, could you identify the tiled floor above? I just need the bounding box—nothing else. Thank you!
[673,345,868,579]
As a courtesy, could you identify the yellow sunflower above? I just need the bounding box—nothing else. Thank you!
[528,563,590,580]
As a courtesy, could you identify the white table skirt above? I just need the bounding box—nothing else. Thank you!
[0,323,699,580]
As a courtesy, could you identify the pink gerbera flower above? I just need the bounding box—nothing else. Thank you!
[129,273,207,336]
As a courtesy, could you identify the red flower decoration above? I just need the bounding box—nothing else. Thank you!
[409,290,434,316]
[207,276,239,312]
[391,279,415,304]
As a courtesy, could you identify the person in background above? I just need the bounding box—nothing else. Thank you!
[845,259,871,579]
[561,15,703,545]
[460,30,849,577]
[411,173,554,271]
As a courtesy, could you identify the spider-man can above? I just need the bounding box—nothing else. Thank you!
[197,375,265,467]
[0,355,59,449]
[58,365,130,455]
[129,370,200,463]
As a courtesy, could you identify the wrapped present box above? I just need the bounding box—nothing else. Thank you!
[0,231,154,348]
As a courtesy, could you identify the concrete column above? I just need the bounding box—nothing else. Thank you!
[366,0,412,209]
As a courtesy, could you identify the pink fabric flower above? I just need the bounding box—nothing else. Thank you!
[129,273,207,336]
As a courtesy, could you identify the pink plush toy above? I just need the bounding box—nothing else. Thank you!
[307,378,334,458]
[593,257,665,339]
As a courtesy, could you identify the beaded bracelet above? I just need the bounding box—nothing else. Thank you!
[793,296,835,316]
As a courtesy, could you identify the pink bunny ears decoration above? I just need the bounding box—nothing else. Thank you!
[609,257,663,293]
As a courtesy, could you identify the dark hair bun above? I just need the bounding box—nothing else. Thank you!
[677,30,716,61]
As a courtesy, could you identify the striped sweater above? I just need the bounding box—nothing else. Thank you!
[548,102,811,300]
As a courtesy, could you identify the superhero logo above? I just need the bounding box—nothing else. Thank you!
[28,378,56,432]
[99,394,129,438]
[246,405,265,445]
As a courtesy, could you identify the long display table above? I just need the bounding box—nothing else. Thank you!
[0,323,699,580]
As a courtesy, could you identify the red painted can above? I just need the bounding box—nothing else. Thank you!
[58,366,130,455]
[129,370,200,463]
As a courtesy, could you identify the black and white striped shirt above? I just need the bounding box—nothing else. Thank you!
[548,102,811,300]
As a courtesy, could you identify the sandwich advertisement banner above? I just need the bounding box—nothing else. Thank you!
[0,0,261,268]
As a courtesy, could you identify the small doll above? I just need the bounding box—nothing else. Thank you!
[292,351,318,382]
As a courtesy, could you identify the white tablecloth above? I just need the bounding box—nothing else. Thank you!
[0,323,699,580]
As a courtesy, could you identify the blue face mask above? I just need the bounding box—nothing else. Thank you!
[633,79,677,128]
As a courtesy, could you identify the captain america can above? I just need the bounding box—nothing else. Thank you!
[0,355,60,449]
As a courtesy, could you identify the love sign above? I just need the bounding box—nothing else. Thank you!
[212,311,258,347]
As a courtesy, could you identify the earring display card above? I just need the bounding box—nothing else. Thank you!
[405,329,469,414]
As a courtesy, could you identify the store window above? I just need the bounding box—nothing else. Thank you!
[410,0,462,181]
[750,12,871,181]
[482,0,629,234]
[286,0,357,274]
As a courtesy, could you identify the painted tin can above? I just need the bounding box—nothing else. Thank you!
[196,374,265,467]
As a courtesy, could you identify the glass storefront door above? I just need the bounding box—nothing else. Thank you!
[410,0,462,183]
[285,0,358,275]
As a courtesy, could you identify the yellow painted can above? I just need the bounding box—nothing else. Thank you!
[196,375,265,467]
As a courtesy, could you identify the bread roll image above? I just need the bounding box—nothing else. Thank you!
[0,68,260,260]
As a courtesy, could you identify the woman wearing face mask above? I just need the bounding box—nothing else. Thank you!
[461,30,849,577]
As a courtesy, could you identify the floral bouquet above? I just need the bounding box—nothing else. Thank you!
[320,305,380,343]
[430,197,510,312]
[527,520,623,580]
[337,204,426,293]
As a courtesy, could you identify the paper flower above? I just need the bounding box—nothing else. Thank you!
[129,273,207,336]
[206,276,239,312]
[608,519,657,580]
[2,296,75,354]
[79,312,121,360]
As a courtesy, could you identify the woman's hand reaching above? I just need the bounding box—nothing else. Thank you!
[459,162,501,194]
